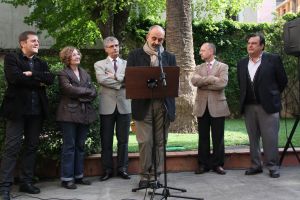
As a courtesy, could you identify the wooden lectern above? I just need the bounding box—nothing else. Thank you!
[125,66,179,99]
[125,66,203,200]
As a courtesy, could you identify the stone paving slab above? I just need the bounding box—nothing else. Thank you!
[9,166,300,200]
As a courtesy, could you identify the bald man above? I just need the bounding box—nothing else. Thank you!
[127,25,177,188]
[191,42,230,175]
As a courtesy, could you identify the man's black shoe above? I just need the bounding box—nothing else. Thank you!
[195,166,210,174]
[0,190,10,200]
[19,183,40,194]
[61,181,77,189]
[245,168,263,175]
[138,180,149,188]
[269,170,280,178]
[213,166,226,175]
[100,172,113,181]
[75,178,91,185]
[117,171,131,179]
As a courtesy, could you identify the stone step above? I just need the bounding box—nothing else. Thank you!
[35,148,300,178]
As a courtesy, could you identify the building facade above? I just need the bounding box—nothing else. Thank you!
[0,3,54,50]
[276,0,300,16]
[238,0,280,23]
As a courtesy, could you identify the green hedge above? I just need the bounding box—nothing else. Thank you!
[1,13,300,160]
[0,62,6,151]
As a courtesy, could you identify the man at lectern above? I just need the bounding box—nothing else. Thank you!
[126,25,176,188]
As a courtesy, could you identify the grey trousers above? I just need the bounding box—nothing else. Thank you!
[135,100,169,180]
[244,105,279,171]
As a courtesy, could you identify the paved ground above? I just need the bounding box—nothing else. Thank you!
[9,166,300,200]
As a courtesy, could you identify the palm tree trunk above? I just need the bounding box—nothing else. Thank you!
[166,0,197,133]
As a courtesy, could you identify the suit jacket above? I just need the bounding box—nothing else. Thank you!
[126,48,177,122]
[94,57,131,115]
[0,52,54,120]
[237,52,288,114]
[56,67,97,124]
[191,61,230,117]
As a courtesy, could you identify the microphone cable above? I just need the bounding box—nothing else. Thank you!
[11,193,83,200]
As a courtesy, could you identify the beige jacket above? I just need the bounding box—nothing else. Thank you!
[94,57,131,115]
[191,60,230,117]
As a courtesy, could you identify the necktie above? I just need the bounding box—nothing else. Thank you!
[113,59,118,72]
[207,63,212,75]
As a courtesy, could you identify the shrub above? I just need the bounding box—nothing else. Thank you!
[0,64,6,153]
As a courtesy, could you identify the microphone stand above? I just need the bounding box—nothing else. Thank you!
[157,46,167,87]
[149,46,203,200]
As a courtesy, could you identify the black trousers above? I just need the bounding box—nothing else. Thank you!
[100,108,130,173]
[197,107,225,169]
[0,115,43,189]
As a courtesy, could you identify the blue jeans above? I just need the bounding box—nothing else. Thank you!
[60,122,89,182]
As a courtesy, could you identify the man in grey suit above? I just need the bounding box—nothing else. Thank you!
[94,36,131,181]
[191,43,230,175]
[237,33,288,178]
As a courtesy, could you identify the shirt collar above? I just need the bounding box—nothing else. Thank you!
[108,56,119,62]
[22,53,36,61]
[206,59,215,66]
[249,53,263,63]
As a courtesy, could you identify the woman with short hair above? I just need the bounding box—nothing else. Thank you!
[56,46,97,189]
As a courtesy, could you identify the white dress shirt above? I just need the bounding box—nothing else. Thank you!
[248,54,262,81]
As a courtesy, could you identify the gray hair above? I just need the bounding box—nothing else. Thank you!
[103,36,119,47]
[148,25,165,34]
[205,42,216,55]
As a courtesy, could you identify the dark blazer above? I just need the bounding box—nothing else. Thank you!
[0,52,54,119]
[56,67,97,124]
[237,52,288,114]
[126,48,177,121]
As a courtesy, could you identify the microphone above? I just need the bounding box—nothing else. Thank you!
[157,45,167,87]
[157,46,162,60]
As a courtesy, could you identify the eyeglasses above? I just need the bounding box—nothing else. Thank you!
[106,44,119,48]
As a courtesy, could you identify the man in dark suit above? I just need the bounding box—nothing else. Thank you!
[0,31,54,199]
[126,25,176,188]
[237,33,287,178]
